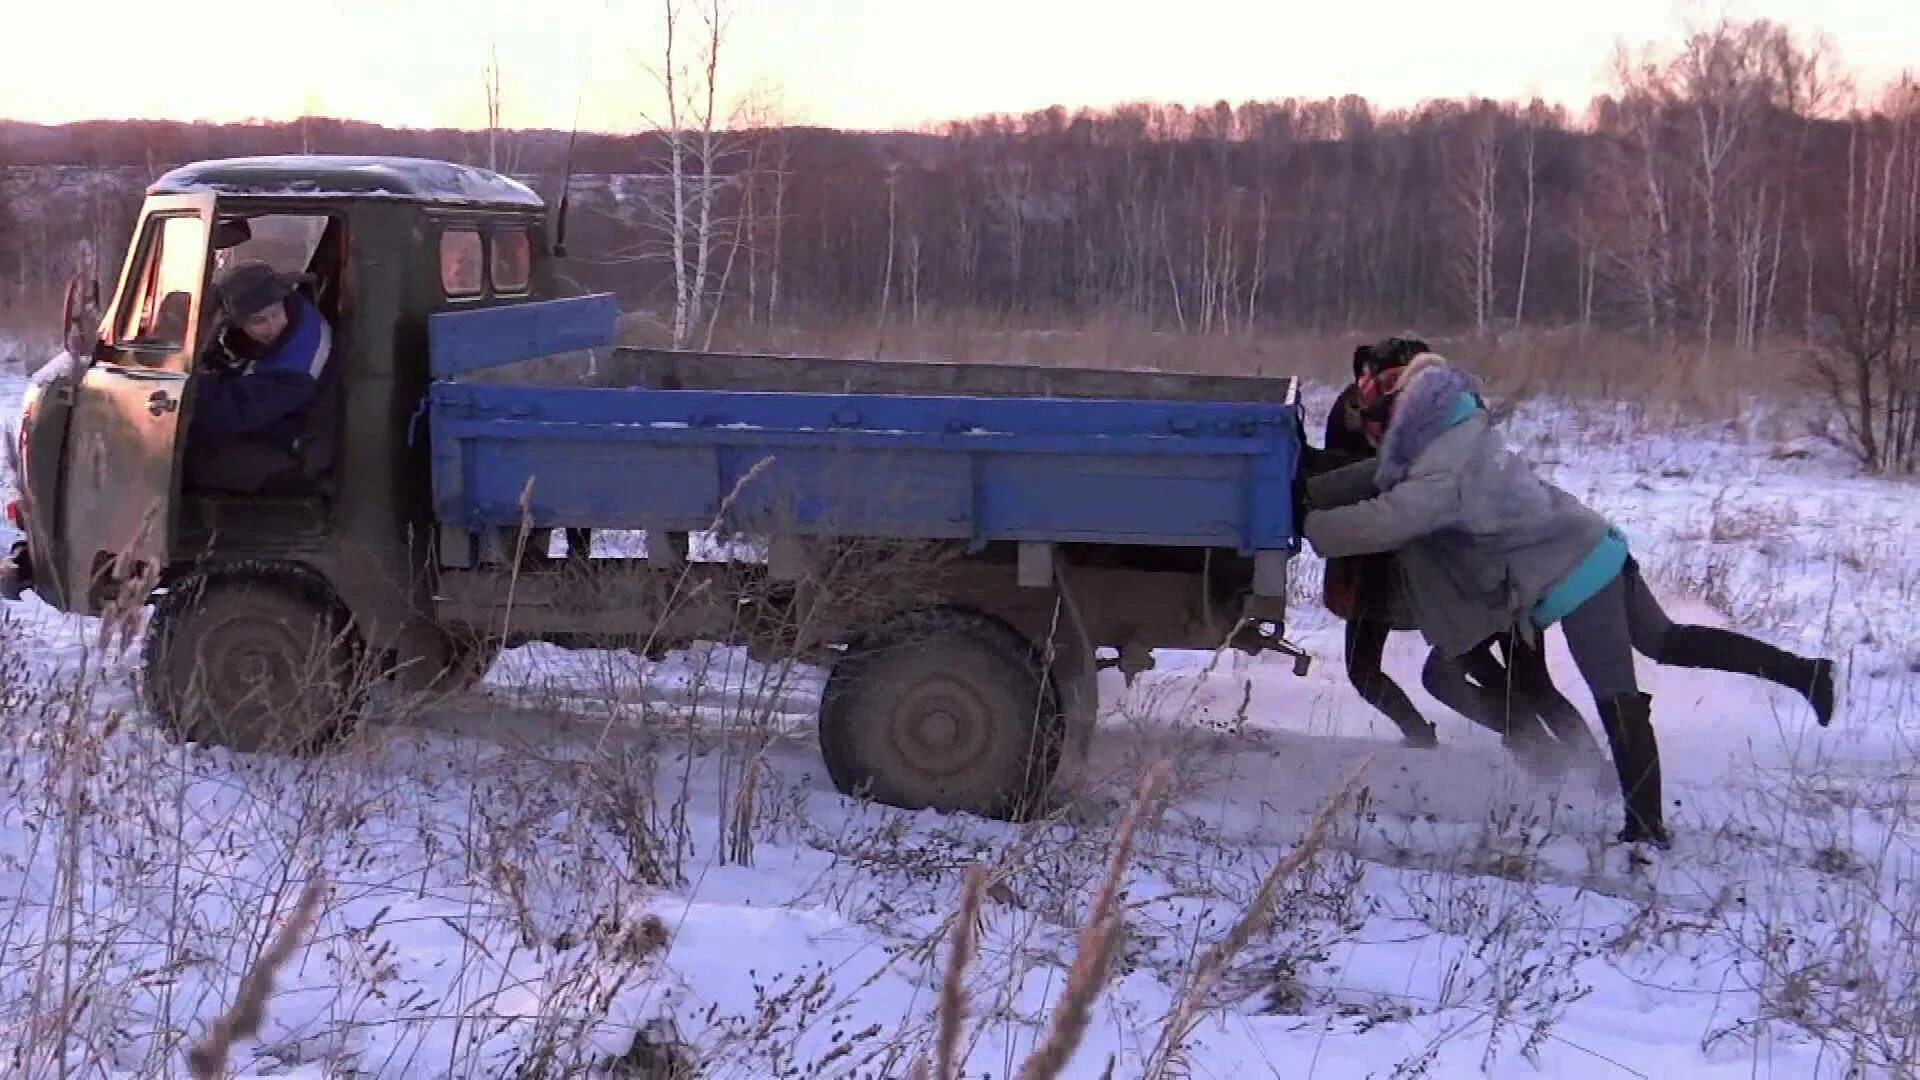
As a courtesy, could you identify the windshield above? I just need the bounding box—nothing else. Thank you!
[211,214,329,278]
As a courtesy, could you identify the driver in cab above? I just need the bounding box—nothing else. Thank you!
[0,259,335,601]
[183,260,334,494]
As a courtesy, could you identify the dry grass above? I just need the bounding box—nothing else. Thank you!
[934,865,986,1080]
[1012,762,1168,1080]
[625,307,1811,418]
[0,518,1910,1078]
[1141,758,1369,1080]
[186,876,328,1080]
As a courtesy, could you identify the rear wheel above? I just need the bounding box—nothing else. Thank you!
[391,626,502,697]
[143,571,363,754]
[438,632,502,693]
[818,608,1063,820]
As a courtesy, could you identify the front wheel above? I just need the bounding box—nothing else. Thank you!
[818,608,1063,820]
[142,571,363,754]
[390,626,503,698]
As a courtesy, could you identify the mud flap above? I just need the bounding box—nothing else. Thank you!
[0,541,28,601]
[1045,555,1101,794]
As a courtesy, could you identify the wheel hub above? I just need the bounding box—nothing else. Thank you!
[890,677,990,777]
[197,614,318,721]
[920,709,960,748]
[236,651,274,686]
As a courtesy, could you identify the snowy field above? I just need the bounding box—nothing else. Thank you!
[0,354,1915,1079]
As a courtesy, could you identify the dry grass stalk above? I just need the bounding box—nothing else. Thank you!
[1144,759,1371,1078]
[186,875,327,1080]
[935,864,988,1080]
[1014,760,1169,1080]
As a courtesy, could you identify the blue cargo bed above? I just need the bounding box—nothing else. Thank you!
[427,381,1304,555]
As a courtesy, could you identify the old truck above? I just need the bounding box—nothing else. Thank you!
[2,154,1310,819]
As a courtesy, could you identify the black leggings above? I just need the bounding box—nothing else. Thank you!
[1422,631,1585,740]
[1558,557,1827,714]
[1344,618,1432,739]
[1349,618,1562,741]
[1556,560,1673,701]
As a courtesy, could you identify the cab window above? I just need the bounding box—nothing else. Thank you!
[440,229,484,298]
[490,228,531,294]
[116,214,208,354]
[213,213,329,279]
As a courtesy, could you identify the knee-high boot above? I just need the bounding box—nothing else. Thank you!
[1595,692,1669,847]
[1657,626,1835,726]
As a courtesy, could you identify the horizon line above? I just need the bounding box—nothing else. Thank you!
[9,63,1919,140]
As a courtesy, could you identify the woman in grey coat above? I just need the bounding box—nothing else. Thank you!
[1302,354,1836,847]
[1316,338,1601,770]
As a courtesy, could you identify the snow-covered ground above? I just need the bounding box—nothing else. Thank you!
[0,365,1914,1079]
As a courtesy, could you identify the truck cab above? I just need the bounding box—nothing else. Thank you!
[7,155,554,713]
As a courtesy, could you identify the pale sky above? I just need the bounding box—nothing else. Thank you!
[0,0,1913,133]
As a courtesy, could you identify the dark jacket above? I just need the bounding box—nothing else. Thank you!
[1314,382,1416,629]
[1305,361,1613,655]
[189,294,332,455]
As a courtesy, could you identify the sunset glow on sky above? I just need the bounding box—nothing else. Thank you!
[1,0,1914,132]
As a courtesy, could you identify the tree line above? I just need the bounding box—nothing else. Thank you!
[1,17,1915,469]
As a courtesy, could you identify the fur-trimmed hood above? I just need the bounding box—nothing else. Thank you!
[1375,357,1483,488]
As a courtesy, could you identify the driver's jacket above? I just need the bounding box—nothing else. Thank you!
[188,294,332,455]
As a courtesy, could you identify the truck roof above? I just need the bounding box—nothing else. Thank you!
[148,155,545,210]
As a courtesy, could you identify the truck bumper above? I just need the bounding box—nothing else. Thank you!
[0,540,32,602]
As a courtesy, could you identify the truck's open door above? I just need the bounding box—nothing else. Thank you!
[59,194,215,614]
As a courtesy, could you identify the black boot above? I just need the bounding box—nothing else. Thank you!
[1499,719,1567,778]
[1423,652,1552,760]
[1358,675,1439,748]
[1659,626,1835,727]
[1595,692,1669,847]
[1531,692,1605,761]
[1422,653,1498,732]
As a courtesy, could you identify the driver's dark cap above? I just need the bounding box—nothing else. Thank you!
[216,260,306,320]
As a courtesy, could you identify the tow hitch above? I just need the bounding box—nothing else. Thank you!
[1229,619,1313,677]
[1,541,32,602]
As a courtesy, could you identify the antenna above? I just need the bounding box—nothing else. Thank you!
[556,122,576,257]
[553,14,599,261]
[554,90,584,258]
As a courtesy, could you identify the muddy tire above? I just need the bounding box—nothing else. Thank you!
[142,571,363,754]
[436,632,502,694]
[392,626,502,697]
[818,608,1063,820]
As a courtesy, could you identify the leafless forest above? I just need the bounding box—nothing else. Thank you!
[2,17,1917,470]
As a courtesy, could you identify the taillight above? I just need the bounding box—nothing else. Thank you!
[11,387,36,531]
[16,387,35,473]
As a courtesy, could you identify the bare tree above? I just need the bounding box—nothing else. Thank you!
[480,42,524,176]
[299,92,320,155]
[1512,103,1544,324]
[1448,102,1502,334]
[736,97,794,327]
[1570,201,1603,339]
[1594,49,1681,341]
[1807,80,1920,473]
[633,0,747,347]
[879,161,900,331]
[484,43,503,173]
